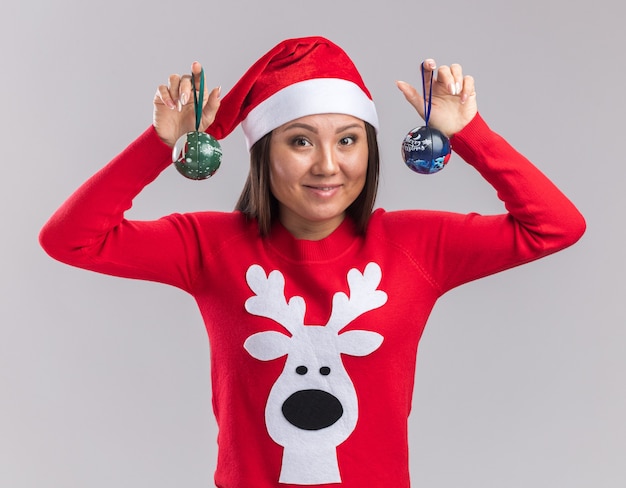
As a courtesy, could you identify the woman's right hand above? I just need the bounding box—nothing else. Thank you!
[153,61,221,147]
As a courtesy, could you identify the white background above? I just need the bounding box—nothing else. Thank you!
[1,0,623,486]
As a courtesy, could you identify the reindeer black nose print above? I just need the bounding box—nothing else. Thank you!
[282,389,344,430]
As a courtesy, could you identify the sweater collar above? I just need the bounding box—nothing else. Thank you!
[266,217,360,263]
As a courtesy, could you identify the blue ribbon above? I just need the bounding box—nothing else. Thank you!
[421,62,433,127]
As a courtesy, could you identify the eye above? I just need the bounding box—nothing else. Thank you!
[319,366,331,376]
[291,136,311,147]
[296,366,308,375]
[339,136,356,146]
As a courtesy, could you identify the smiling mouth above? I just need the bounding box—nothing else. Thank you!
[305,185,341,191]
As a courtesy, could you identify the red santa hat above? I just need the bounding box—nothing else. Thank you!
[207,36,379,150]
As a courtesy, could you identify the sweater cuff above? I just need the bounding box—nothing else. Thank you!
[449,113,498,164]
[133,125,175,173]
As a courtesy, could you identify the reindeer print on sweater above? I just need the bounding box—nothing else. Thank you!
[243,262,388,485]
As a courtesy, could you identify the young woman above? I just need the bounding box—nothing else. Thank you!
[39,36,585,487]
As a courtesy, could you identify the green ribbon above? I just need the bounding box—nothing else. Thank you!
[192,68,205,132]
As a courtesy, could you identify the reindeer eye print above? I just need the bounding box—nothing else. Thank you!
[319,367,331,376]
[296,366,308,375]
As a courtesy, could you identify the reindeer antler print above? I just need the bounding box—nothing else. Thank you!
[326,262,388,332]
[245,264,306,335]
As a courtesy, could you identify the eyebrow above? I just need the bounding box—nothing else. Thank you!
[279,122,365,134]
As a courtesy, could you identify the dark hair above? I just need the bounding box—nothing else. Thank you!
[235,122,380,236]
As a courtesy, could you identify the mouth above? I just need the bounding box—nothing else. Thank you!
[304,184,342,191]
[302,184,343,198]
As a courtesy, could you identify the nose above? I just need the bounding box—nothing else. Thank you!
[282,389,344,430]
[312,145,339,176]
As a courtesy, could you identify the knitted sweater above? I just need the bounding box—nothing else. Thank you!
[39,114,585,487]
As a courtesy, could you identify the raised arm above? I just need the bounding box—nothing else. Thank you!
[392,60,585,293]
[39,63,222,292]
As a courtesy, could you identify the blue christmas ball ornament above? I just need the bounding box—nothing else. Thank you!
[401,126,451,175]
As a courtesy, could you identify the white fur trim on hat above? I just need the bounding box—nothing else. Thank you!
[241,78,379,150]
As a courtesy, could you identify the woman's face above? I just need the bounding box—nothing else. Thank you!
[269,113,368,240]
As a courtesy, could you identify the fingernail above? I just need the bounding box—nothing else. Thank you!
[460,93,467,104]
[177,99,183,112]
[181,93,188,106]
[449,83,456,95]
[456,82,462,95]
[167,101,176,110]
[217,86,222,97]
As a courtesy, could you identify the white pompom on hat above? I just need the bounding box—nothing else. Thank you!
[206,36,379,150]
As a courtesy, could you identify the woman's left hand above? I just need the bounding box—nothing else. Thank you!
[397,59,477,137]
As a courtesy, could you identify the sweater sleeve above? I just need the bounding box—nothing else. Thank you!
[39,126,205,293]
[411,113,586,294]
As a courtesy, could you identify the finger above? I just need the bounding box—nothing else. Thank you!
[178,73,193,112]
[435,65,458,95]
[191,61,204,89]
[191,61,211,106]
[421,58,437,75]
[155,84,177,110]
[450,63,464,95]
[168,73,182,100]
[396,80,425,119]
[420,58,437,94]
[169,73,190,112]
[459,75,476,104]
[178,62,207,112]
[201,85,222,129]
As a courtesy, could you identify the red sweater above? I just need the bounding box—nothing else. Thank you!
[40,114,585,487]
